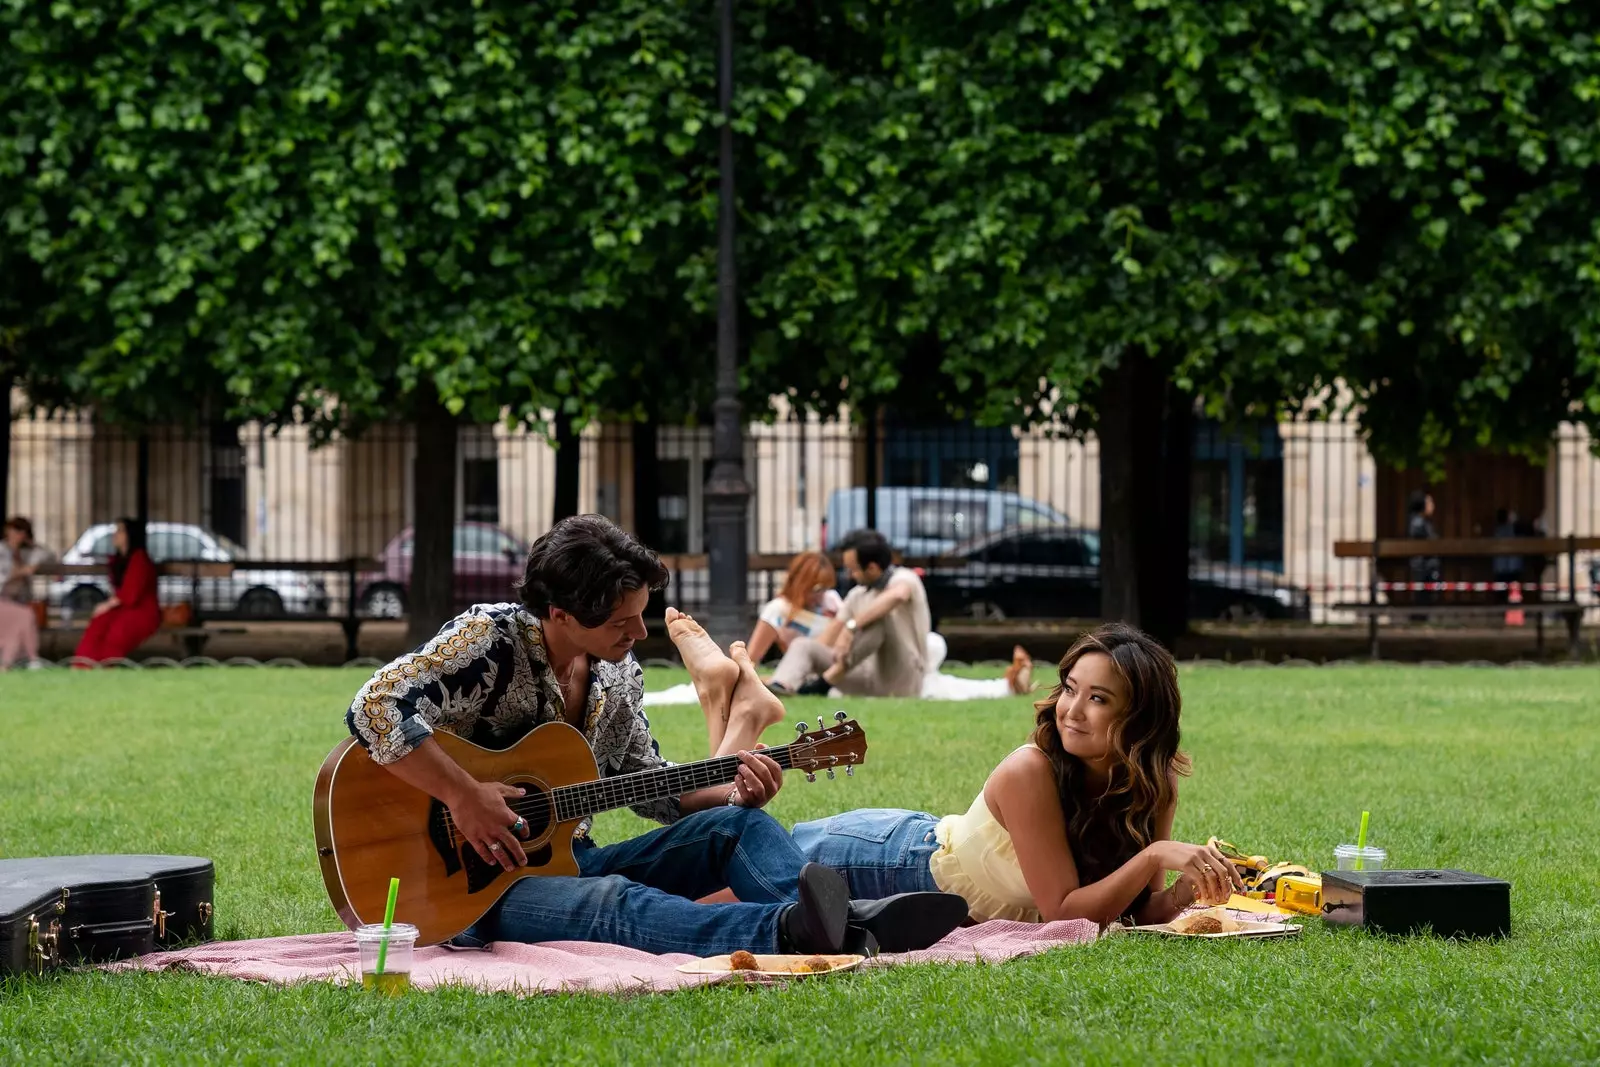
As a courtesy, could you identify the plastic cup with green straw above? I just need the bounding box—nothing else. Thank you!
[375,877,401,975]
[1355,811,1371,871]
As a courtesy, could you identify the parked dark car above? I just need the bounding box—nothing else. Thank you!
[357,522,528,618]
[918,525,1312,626]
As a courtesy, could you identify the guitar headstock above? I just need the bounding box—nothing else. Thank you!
[787,712,868,782]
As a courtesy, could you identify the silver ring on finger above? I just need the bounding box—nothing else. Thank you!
[489,842,504,852]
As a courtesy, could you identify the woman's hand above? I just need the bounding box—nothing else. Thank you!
[1149,841,1244,905]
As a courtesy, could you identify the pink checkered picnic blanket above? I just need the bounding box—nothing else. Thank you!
[106,919,1100,995]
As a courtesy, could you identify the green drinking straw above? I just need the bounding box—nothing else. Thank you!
[375,877,401,975]
[1355,811,1371,872]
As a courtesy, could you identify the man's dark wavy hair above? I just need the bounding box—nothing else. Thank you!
[517,514,669,627]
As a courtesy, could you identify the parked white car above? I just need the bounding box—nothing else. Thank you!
[48,522,330,619]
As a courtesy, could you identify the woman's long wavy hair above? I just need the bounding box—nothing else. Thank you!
[776,551,836,621]
[109,517,148,589]
[1031,623,1191,881]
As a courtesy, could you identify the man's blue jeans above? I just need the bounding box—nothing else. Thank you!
[456,806,806,955]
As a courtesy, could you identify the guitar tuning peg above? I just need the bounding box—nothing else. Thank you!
[805,772,817,783]
[845,765,854,777]
[826,768,836,780]
[817,716,825,730]
[834,710,847,723]
[795,721,808,735]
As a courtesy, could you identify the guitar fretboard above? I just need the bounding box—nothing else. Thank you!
[551,744,801,821]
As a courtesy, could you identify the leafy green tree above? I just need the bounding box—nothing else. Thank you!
[0,0,734,642]
[729,0,1600,643]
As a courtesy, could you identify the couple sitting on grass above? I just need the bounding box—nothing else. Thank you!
[345,515,1243,959]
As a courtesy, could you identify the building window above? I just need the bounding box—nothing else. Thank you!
[658,458,693,553]
[884,420,1020,491]
[461,458,499,524]
[1190,420,1284,569]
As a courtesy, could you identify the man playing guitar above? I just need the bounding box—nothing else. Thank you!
[344,515,968,956]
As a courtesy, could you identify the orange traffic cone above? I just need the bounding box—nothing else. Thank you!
[1505,582,1524,627]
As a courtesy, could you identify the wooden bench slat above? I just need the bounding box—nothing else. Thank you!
[1332,537,1600,559]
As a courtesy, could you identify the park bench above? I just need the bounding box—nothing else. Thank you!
[1331,536,1600,660]
[32,557,379,661]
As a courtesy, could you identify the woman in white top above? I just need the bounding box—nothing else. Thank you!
[745,551,843,663]
[0,517,53,669]
[791,622,1244,927]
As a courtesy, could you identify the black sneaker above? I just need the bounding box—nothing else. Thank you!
[846,892,970,953]
[796,677,832,696]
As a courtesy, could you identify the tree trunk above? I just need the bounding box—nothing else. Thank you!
[630,417,667,616]
[1149,382,1193,644]
[1097,350,1192,649]
[406,388,458,649]
[552,416,580,522]
[0,368,11,519]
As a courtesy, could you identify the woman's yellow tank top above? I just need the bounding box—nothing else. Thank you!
[927,750,1042,923]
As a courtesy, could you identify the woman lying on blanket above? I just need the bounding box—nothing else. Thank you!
[791,622,1245,928]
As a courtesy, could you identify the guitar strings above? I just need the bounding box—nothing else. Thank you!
[438,745,804,841]
[435,729,857,844]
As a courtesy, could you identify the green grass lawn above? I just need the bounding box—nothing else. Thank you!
[2,665,1598,1065]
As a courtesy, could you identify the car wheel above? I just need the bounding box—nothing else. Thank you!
[65,585,106,616]
[361,584,407,619]
[1219,602,1265,624]
[967,600,1007,622]
[238,588,285,617]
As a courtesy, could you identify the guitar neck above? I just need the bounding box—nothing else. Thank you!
[551,745,800,822]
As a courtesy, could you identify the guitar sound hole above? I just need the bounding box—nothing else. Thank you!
[431,784,556,894]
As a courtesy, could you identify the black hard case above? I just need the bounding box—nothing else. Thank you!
[0,855,215,975]
[1321,868,1510,939]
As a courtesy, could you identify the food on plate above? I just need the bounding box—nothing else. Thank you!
[790,956,832,973]
[728,950,760,971]
[1169,907,1242,935]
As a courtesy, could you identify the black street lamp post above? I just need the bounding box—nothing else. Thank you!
[703,0,750,648]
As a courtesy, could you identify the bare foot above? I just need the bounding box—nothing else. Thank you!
[1006,645,1034,695]
[719,641,788,753]
[665,607,740,751]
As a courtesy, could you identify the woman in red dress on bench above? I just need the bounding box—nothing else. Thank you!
[75,518,161,666]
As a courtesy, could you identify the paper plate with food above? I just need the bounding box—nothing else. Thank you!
[677,950,867,977]
[1124,906,1303,939]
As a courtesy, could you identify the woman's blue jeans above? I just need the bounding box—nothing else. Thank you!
[791,808,943,899]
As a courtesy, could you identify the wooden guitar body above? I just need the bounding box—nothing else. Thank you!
[313,723,598,947]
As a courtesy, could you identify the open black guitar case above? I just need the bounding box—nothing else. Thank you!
[0,855,215,976]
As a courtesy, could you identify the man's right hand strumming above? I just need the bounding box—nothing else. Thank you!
[445,780,531,871]
[377,736,531,872]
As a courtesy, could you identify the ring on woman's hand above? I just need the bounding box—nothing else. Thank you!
[489,842,504,852]
[1202,864,1214,873]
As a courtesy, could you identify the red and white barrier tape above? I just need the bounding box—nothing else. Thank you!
[1375,581,1563,593]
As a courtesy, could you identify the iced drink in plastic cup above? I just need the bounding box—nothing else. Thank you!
[1334,844,1387,872]
[355,922,417,993]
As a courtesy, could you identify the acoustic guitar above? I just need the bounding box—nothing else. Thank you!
[313,713,869,946]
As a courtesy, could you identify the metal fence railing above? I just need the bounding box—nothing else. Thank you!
[5,402,1599,633]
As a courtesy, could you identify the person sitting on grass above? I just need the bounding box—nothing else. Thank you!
[743,550,843,665]
[784,622,1245,927]
[344,514,969,957]
[766,530,931,698]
